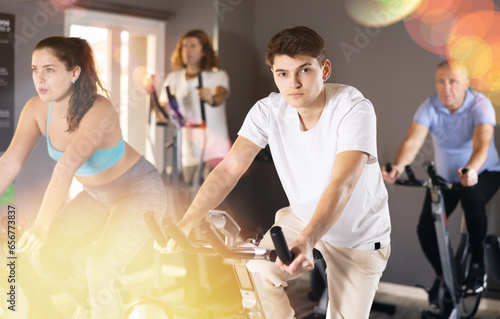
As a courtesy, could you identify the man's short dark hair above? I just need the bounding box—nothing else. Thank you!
[266,26,326,67]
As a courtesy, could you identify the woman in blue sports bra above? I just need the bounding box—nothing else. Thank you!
[0,36,167,318]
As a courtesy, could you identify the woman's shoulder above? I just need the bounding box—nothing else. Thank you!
[94,95,118,113]
[22,96,49,117]
[81,95,118,124]
[75,96,121,145]
[203,69,229,87]
[15,96,48,135]
[25,95,46,108]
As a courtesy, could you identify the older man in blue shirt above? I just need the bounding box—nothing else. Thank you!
[383,60,500,309]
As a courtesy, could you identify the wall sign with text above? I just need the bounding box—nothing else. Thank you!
[0,13,14,152]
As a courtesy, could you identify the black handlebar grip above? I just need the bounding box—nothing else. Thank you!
[166,86,174,101]
[405,165,418,183]
[198,73,203,88]
[461,168,469,174]
[425,163,439,184]
[270,226,294,266]
[385,163,392,172]
[144,211,169,247]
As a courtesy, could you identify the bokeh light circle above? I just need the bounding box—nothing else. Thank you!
[132,65,149,88]
[345,0,423,27]
[446,10,500,94]
[408,0,460,22]
[448,36,492,78]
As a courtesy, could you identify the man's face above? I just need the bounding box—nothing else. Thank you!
[435,66,469,113]
[272,54,330,110]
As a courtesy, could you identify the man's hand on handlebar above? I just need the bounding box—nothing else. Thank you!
[381,163,404,184]
[457,167,478,187]
[276,238,315,276]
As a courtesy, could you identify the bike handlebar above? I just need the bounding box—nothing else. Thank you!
[144,211,279,261]
[199,221,275,261]
[386,162,455,189]
[386,163,426,187]
[166,86,186,126]
[144,211,169,247]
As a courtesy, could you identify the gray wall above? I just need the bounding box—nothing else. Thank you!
[2,0,500,295]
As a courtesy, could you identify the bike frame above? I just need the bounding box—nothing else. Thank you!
[425,163,461,319]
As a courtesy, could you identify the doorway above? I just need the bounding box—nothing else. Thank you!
[64,8,166,197]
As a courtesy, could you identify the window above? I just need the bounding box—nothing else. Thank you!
[65,8,165,153]
[65,9,166,197]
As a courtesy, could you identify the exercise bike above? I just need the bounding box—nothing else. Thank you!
[141,209,297,318]
[388,162,482,319]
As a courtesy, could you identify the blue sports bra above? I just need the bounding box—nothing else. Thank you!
[46,102,126,176]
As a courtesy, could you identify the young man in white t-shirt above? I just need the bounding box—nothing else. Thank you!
[163,26,391,318]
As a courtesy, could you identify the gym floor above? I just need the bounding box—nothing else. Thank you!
[287,273,500,319]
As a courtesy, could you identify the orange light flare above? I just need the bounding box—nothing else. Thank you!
[408,0,460,23]
[479,60,500,114]
[403,0,495,56]
[447,10,500,92]
[404,0,460,56]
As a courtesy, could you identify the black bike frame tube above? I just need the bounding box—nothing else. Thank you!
[430,184,461,318]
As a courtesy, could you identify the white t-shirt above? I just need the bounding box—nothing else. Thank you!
[238,83,391,249]
[159,69,231,163]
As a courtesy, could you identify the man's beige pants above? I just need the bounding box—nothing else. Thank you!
[255,207,390,319]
